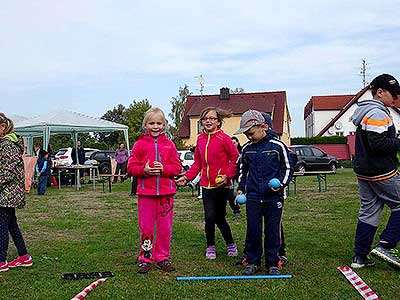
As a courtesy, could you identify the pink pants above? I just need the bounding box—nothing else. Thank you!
[137,195,174,263]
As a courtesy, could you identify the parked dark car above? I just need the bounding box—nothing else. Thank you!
[88,150,116,174]
[290,145,338,173]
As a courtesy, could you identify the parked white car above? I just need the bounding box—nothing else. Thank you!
[178,150,194,171]
[54,147,73,166]
[54,147,99,166]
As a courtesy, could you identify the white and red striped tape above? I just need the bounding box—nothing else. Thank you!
[71,278,108,300]
[337,266,380,300]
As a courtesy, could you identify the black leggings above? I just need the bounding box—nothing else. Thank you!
[0,207,28,262]
[202,188,234,246]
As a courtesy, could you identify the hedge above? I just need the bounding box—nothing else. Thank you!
[291,136,347,145]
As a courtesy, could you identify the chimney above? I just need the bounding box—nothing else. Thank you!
[219,87,230,100]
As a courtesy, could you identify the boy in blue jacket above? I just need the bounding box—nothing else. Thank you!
[235,110,294,275]
[36,149,50,195]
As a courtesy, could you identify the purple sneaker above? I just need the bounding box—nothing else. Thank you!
[206,246,217,260]
[227,243,238,257]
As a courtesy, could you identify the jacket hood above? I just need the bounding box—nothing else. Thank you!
[351,100,390,126]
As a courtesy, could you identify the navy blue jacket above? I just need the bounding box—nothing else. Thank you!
[36,156,50,176]
[238,134,294,202]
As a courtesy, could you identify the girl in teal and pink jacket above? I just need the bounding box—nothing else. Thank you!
[127,108,181,273]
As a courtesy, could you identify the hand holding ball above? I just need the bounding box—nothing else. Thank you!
[269,178,281,189]
[215,176,224,184]
[149,161,157,168]
[236,194,246,205]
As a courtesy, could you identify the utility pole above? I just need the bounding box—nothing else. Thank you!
[360,59,368,87]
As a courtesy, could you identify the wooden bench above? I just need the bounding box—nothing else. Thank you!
[288,170,336,195]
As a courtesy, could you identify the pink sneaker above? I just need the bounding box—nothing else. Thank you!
[8,254,33,268]
[206,246,217,260]
[227,243,238,257]
[0,261,9,272]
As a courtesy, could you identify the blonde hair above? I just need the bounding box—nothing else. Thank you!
[142,107,168,129]
[0,113,14,135]
[200,107,232,128]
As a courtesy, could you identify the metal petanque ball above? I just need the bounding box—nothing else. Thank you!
[269,178,281,189]
[236,194,247,205]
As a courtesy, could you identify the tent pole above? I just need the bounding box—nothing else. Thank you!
[124,129,130,155]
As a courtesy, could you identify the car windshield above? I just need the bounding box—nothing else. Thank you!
[56,149,68,155]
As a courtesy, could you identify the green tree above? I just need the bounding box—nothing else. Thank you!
[125,99,152,145]
[169,84,191,149]
[97,104,127,148]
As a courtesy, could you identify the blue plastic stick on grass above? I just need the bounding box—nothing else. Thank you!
[176,274,292,281]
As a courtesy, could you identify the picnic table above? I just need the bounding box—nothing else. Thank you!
[55,165,99,191]
[288,170,336,194]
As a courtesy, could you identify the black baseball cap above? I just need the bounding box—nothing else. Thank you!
[370,74,400,96]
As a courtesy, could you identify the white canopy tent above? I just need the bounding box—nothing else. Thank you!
[14,110,130,155]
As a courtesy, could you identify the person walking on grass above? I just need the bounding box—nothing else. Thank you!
[228,136,241,218]
[235,110,294,275]
[127,107,181,274]
[0,113,33,272]
[114,143,129,183]
[176,107,239,260]
[350,74,400,269]
[36,149,50,195]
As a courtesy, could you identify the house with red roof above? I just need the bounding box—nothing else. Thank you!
[304,86,400,158]
[178,88,292,147]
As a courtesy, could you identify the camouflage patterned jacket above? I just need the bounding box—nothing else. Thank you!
[0,133,26,208]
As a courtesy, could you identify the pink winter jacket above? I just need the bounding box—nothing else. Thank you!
[184,129,239,188]
[127,133,181,196]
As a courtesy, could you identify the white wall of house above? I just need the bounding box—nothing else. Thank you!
[315,90,400,136]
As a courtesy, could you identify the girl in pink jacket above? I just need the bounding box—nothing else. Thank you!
[127,108,181,273]
[177,107,239,260]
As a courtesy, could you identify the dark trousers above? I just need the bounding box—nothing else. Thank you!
[37,175,48,195]
[243,223,286,257]
[202,188,234,246]
[246,199,283,268]
[114,162,127,182]
[228,189,240,214]
[130,176,138,195]
[0,207,28,262]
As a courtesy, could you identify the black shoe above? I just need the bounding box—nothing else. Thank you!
[268,267,281,275]
[137,262,151,274]
[371,244,400,269]
[279,255,288,266]
[242,264,260,275]
[350,255,375,268]
[156,260,176,272]
[235,254,248,266]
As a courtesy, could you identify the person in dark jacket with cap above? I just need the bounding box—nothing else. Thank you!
[235,110,294,275]
[350,73,400,269]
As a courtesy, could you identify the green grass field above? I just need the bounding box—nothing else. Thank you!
[0,168,399,299]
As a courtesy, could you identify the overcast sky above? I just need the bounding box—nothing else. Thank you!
[1,0,399,137]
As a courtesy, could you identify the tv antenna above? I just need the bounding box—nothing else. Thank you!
[195,75,205,98]
[360,59,368,87]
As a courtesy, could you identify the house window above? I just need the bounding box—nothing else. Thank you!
[197,119,203,134]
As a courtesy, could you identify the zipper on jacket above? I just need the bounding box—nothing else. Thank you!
[205,133,211,188]
[154,137,160,195]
